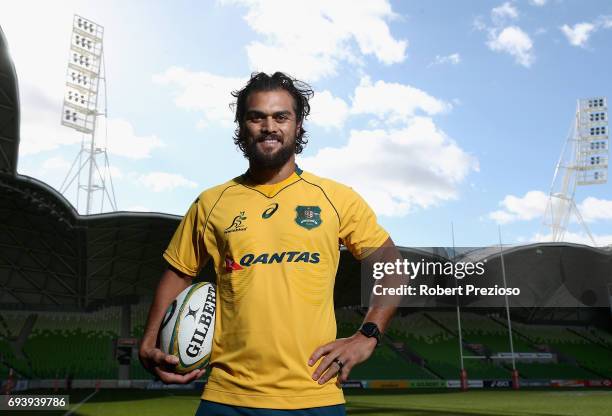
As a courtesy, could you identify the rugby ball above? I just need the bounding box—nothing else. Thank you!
[159,282,216,374]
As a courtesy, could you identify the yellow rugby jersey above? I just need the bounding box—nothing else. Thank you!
[163,167,388,409]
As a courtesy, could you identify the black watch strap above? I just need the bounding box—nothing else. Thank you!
[359,322,382,347]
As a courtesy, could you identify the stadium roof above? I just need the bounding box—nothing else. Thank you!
[0,26,19,175]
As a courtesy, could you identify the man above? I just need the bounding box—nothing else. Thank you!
[139,72,399,415]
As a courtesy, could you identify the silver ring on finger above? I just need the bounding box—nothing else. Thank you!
[333,357,344,372]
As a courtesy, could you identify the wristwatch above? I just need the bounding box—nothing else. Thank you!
[359,322,382,347]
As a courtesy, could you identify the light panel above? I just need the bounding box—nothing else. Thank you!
[61,102,94,134]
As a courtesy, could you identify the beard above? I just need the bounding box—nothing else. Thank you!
[244,133,296,169]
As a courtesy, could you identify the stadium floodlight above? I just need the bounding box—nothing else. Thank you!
[60,101,94,134]
[542,97,608,245]
[67,68,96,93]
[59,15,117,215]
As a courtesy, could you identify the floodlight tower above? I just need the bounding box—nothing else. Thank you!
[542,97,608,245]
[59,15,117,214]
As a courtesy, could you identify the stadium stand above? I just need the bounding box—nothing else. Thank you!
[130,301,154,379]
[1,309,121,379]
[1,303,611,383]
[510,322,611,377]
[336,309,437,380]
[385,312,513,380]
[516,363,598,379]
[370,311,612,381]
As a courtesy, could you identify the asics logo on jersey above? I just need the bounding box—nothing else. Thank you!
[239,251,320,267]
[224,211,247,233]
[262,203,279,219]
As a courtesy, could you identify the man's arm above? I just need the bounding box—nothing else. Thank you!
[309,237,403,384]
[138,266,206,383]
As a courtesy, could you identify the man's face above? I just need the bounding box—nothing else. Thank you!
[243,89,300,169]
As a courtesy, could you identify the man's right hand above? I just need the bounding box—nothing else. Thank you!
[139,345,206,384]
[139,266,200,384]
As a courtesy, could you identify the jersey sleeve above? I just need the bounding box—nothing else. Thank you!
[163,197,210,276]
[337,186,389,260]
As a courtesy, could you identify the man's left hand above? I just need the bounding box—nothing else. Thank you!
[308,332,377,384]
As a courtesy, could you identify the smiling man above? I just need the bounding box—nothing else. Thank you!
[139,72,399,416]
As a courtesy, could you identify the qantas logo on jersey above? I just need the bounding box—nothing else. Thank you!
[238,251,320,267]
[224,255,243,272]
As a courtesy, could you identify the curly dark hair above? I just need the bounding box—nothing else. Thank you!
[231,72,314,155]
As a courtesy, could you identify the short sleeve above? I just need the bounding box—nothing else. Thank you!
[163,198,210,276]
[338,187,389,260]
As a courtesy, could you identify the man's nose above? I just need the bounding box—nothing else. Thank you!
[261,116,278,133]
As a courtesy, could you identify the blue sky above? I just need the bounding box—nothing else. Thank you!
[1,0,611,247]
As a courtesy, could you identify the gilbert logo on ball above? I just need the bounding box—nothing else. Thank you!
[159,282,216,373]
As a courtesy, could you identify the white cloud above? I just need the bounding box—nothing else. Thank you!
[221,0,407,81]
[136,172,198,193]
[309,90,349,129]
[560,16,612,48]
[300,117,478,216]
[578,197,612,223]
[487,26,534,67]
[153,66,245,127]
[125,205,151,212]
[492,2,519,22]
[489,190,548,224]
[560,22,596,47]
[19,107,159,162]
[351,76,450,124]
[473,16,488,32]
[18,86,83,156]
[40,156,71,171]
[19,155,71,180]
[154,67,351,130]
[245,42,342,83]
[532,231,612,247]
[478,4,536,67]
[106,165,123,180]
[529,0,547,6]
[490,192,612,226]
[103,119,164,159]
[430,53,461,66]
[15,77,162,161]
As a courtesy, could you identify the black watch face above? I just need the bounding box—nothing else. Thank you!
[362,322,379,337]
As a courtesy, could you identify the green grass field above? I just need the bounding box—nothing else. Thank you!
[5,389,612,416]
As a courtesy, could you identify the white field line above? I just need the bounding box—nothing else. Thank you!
[64,389,98,416]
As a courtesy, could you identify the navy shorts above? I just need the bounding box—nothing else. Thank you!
[195,400,346,416]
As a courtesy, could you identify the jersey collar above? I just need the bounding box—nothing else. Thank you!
[240,165,303,197]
